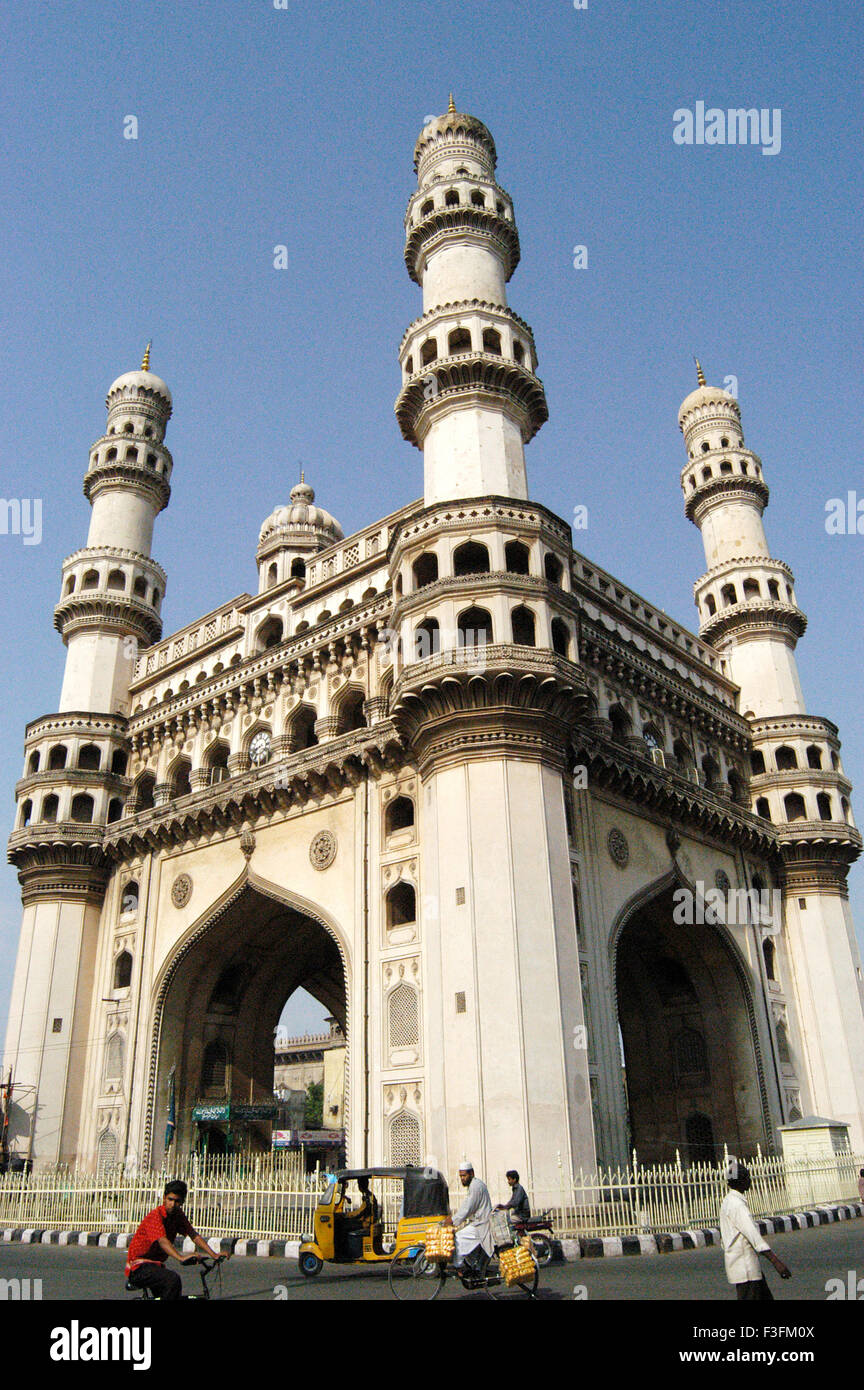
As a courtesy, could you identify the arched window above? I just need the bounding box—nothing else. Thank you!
[673,738,695,777]
[482,328,501,354]
[775,746,797,771]
[842,797,853,824]
[70,794,94,824]
[336,690,366,733]
[121,880,139,914]
[201,1039,229,1095]
[412,552,438,589]
[544,553,563,586]
[420,338,437,366]
[206,742,230,785]
[817,792,833,821]
[106,797,123,823]
[750,750,766,775]
[674,1029,707,1077]
[806,745,823,770]
[444,188,460,206]
[783,793,807,822]
[48,745,68,771]
[767,579,780,600]
[448,327,472,354]
[113,951,133,990]
[111,749,128,776]
[551,617,570,657]
[27,751,40,774]
[267,563,278,589]
[701,755,720,789]
[41,793,59,823]
[775,1019,791,1065]
[290,705,318,750]
[388,983,420,1051]
[511,606,536,646]
[78,744,101,771]
[104,1032,124,1083]
[64,576,75,596]
[421,198,434,217]
[755,797,772,820]
[107,569,126,591]
[255,616,283,651]
[385,796,415,836]
[513,340,525,365]
[728,768,745,803]
[290,556,306,580]
[763,938,777,982]
[82,569,100,590]
[386,881,416,929]
[457,607,493,648]
[720,583,737,607]
[389,1110,422,1166]
[743,578,760,599]
[505,540,530,574]
[608,705,631,743]
[20,799,32,828]
[453,540,489,575]
[133,575,147,598]
[169,759,192,800]
[642,725,665,767]
[413,618,440,660]
[704,594,717,616]
[133,772,155,811]
[470,189,486,207]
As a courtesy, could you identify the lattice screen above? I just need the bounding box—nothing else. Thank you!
[388,982,419,1050]
[389,1110,421,1166]
[97,1130,118,1168]
[104,1032,124,1083]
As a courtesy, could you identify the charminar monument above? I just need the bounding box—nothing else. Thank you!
[5,102,864,1195]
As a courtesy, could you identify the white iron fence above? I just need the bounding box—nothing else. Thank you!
[0,1150,860,1244]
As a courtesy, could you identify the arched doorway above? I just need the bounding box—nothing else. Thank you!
[614,880,769,1166]
[148,879,347,1162]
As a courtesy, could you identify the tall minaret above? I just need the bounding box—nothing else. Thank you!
[4,352,173,1166]
[395,96,548,504]
[55,347,172,713]
[679,367,864,1145]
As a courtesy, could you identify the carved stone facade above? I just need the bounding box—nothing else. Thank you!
[5,106,864,1197]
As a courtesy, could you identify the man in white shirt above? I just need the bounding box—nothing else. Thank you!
[720,1157,791,1300]
[448,1159,494,1275]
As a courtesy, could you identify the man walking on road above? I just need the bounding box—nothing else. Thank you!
[720,1157,791,1300]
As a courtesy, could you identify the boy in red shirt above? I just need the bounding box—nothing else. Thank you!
[125,1180,227,1299]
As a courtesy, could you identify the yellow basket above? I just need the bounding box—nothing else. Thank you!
[499,1243,536,1286]
[424,1223,455,1260]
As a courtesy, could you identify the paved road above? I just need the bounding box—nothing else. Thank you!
[1,1220,862,1301]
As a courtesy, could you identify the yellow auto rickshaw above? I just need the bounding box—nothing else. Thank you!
[298,1166,450,1276]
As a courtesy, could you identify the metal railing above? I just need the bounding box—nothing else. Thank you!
[0,1149,860,1244]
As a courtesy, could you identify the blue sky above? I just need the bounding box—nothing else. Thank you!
[1,0,862,1036]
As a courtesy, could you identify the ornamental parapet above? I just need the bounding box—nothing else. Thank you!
[404,204,520,284]
[83,458,171,512]
[54,590,163,645]
[395,352,548,447]
[698,599,807,648]
[684,473,769,525]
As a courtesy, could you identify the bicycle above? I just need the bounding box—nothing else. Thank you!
[388,1214,539,1301]
[126,1254,227,1300]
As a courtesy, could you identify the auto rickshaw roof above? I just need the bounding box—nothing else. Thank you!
[332,1166,450,1217]
[334,1167,438,1182]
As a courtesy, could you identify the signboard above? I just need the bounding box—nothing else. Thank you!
[192,1104,230,1122]
[191,1103,278,1123]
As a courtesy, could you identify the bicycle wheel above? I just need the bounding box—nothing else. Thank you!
[388,1245,446,1301]
[529,1233,553,1266]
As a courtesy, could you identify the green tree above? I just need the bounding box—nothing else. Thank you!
[304,1081,323,1128]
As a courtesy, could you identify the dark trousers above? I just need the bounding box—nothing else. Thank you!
[736,1276,774,1301]
[128,1263,183,1300]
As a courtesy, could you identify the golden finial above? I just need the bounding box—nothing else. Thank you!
[141,341,151,371]
[694,355,706,387]
[448,93,456,114]
[300,467,305,483]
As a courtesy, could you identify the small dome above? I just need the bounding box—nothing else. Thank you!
[107,369,172,408]
[258,478,343,546]
[678,382,739,429]
[414,103,497,172]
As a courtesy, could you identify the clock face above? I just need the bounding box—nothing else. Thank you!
[249,731,271,766]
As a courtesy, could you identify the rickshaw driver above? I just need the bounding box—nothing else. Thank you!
[446,1160,494,1274]
[339,1175,380,1239]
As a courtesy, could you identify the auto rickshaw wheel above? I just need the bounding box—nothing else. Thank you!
[388,1245,445,1301]
[299,1251,323,1277]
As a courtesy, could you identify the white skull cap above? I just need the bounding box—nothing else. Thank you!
[458,1157,474,1171]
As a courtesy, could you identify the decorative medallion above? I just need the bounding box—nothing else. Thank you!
[171,874,193,908]
[240,825,256,861]
[714,869,731,893]
[310,829,337,871]
[607,828,629,868]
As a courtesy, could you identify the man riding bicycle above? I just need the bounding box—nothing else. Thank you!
[124,1179,229,1300]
